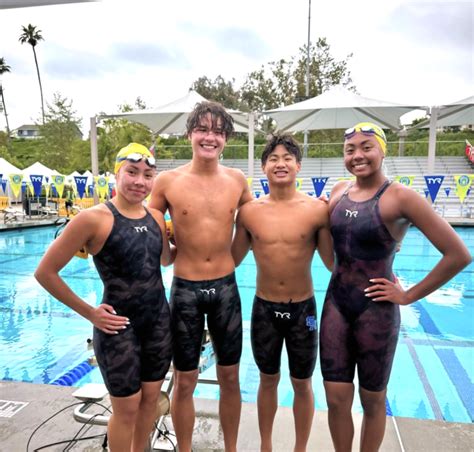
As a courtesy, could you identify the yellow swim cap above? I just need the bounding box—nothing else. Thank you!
[114,143,155,174]
[344,122,387,154]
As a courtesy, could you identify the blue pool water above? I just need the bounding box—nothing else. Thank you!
[0,225,472,423]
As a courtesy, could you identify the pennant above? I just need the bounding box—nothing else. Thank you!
[424,189,430,198]
[108,182,115,197]
[44,183,51,199]
[444,187,451,197]
[311,177,329,197]
[454,174,474,204]
[246,177,253,190]
[296,178,303,191]
[395,175,415,188]
[29,174,44,197]
[326,191,330,199]
[424,175,444,203]
[0,179,5,193]
[27,182,34,196]
[52,175,66,198]
[94,175,109,200]
[74,176,88,199]
[307,191,314,197]
[9,173,23,198]
[260,178,269,194]
[254,191,261,199]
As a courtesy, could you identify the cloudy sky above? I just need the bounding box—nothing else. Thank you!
[0,0,472,135]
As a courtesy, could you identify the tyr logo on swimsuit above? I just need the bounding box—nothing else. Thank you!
[199,288,216,295]
[134,226,148,233]
[275,311,291,319]
[345,209,358,218]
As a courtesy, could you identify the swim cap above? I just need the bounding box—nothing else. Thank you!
[344,122,387,154]
[114,143,155,174]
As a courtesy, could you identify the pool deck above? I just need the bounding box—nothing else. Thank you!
[1,381,473,451]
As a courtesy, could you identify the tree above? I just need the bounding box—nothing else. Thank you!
[240,37,354,115]
[97,97,153,172]
[19,24,45,124]
[0,57,11,139]
[38,92,82,172]
[190,75,242,110]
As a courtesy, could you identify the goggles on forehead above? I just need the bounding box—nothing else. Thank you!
[116,153,156,167]
[344,125,386,142]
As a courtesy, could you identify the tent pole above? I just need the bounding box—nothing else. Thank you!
[247,112,255,178]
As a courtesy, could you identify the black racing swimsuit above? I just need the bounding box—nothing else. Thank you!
[92,202,172,397]
[320,181,401,391]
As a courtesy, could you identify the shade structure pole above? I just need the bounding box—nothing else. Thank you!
[247,112,255,178]
[90,116,99,205]
[427,107,439,173]
[303,0,311,158]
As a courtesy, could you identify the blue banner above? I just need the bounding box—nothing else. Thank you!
[311,177,329,197]
[259,178,269,195]
[29,174,44,197]
[444,187,451,197]
[74,176,88,199]
[424,175,444,203]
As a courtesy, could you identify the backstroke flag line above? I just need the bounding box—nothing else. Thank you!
[454,174,474,204]
[424,175,444,203]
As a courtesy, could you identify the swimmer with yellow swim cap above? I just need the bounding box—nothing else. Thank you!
[114,142,156,175]
[344,121,387,154]
[320,124,471,452]
[35,142,174,452]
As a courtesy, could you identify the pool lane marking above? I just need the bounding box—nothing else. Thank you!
[390,416,406,452]
[415,302,474,422]
[400,324,444,420]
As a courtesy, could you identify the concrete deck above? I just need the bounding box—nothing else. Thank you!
[1,381,473,451]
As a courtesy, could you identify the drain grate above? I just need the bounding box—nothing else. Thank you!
[0,400,29,418]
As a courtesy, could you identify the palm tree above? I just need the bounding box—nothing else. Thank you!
[19,24,45,124]
[0,57,11,138]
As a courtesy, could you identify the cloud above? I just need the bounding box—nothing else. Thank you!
[110,41,190,69]
[385,1,473,54]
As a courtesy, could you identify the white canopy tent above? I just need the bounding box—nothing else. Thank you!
[0,157,22,202]
[22,161,55,180]
[413,95,474,172]
[90,90,257,180]
[264,86,420,132]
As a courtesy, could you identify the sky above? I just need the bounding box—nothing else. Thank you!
[0,0,472,136]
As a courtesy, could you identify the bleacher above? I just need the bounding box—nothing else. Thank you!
[157,156,474,218]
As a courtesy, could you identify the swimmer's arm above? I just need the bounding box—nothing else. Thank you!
[366,188,472,305]
[149,171,170,214]
[231,210,251,266]
[236,170,253,207]
[151,209,175,266]
[316,223,334,272]
[34,212,129,333]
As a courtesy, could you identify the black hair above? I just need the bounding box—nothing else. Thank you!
[261,133,302,165]
[186,101,234,139]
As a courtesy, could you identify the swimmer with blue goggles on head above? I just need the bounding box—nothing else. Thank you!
[114,142,156,174]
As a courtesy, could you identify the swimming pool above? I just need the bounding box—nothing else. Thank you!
[0,225,472,423]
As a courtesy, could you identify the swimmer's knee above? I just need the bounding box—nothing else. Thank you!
[259,372,280,390]
[174,369,199,396]
[359,386,386,416]
[323,381,354,410]
[290,376,313,396]
[216,363,240,390]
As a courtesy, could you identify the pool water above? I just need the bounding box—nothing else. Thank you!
[0,226,472,423]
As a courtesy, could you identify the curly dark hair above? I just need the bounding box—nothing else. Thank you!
[261,133,302,165]
[186,101,234,139]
